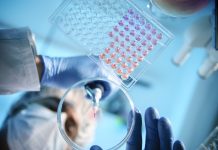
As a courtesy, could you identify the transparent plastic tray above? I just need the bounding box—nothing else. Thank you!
[50,0,174,89]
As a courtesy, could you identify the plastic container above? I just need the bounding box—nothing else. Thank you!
[49,0,173,89]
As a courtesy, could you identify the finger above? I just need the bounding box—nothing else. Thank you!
[126,109,142,150]
[90,145,103,150]
[144,107,160,150]
[173,140,185,150]
[158,117,173,150]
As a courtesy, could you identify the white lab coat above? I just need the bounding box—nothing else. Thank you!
[5,88,96,150]
[0,27,40,94]
[7,104,68,150]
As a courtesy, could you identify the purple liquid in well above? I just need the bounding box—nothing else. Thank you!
[136,35,141,41]
[128,9,134,15]
[119,20,124,26]
[139,19,145,25]
[120,41,125,47]
[141,40,147,46]
[134,14,140,20]
[146,34,152,40]
[140,29,146,35]
[135,24,140,30]
[119,31,125,37]
[131,41,136,46]
[130,30,135,36]
[125,35,130,41]
[123,15,129,20]
[114,26,119,32]
[124,25,129,31]
[129,19,134,25]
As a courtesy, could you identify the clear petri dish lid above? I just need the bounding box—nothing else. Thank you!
[49,0,174,89]
[57,78,135,150]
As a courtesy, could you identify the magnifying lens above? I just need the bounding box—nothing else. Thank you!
[57,78,135,150]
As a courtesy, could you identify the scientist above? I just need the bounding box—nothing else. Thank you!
[0,87,99,150]
[0,27,185,150]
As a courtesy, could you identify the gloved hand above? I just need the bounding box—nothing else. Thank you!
[40,55,117,98]
[126,107,185,150]
[90,107,185,150]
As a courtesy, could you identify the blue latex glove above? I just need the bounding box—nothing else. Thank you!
[126,107,185,150]
[90,107,185,150]
[40,55,116,97]
[90,145,103,150]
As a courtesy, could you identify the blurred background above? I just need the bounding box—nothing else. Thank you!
[0,0,217,149]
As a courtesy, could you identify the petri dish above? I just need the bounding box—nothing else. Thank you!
[57,78,135,150]
[149,0,209,17]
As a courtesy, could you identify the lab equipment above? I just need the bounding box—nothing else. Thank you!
[49,0,173,89]
[57,78,135,150]
[148,0,209,17]
[173,14,218,79]
[85,84,103,118]
[173,15,212,66]
[198,47,218,78]
[198,126,218,150]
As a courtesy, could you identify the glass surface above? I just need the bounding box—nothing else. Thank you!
[57,78,135,150]
[150,0,209,17]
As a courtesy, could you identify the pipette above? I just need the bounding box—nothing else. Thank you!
[85,85,103,118]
